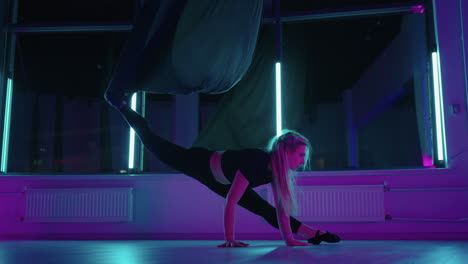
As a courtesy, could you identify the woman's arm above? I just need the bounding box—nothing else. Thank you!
[218,170,250,247]
[272,185,310,246]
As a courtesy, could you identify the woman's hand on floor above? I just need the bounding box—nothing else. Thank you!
[217,240,250,248]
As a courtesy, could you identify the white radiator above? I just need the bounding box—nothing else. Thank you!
[24,188,133,223]
[268,185,385,222]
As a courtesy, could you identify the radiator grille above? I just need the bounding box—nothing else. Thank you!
[25,188,133,223]
[268,185,385,222]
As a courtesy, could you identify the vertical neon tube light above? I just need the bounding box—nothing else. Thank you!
[128,93,137,169]
[1,78,13,172]
[431,51,446,162]
[276,62,282,136]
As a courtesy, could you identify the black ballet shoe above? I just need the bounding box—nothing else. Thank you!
[307,230,341,245]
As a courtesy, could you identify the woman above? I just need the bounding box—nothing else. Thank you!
[105,92,340,247]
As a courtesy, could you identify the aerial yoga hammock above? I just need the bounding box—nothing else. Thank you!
[107,0,263,96]
[105,0,341,247]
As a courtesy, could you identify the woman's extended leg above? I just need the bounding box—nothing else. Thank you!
[235,188,339,243]
[117,105,213,184]
[200,179,320,239]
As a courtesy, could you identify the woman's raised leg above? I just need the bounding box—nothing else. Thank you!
[116,105,214,185]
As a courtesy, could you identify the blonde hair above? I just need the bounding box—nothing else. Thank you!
[266,129,311,215]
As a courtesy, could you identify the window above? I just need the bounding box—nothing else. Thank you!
[282,12,433,170]
[1,0,442,174]
[8,32,129,173]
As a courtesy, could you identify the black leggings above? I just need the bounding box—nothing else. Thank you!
[118,105,303,234]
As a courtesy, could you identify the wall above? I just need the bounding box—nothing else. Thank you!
[440,0,468,169]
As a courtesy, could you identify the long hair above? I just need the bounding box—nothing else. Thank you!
[266,129,311,215]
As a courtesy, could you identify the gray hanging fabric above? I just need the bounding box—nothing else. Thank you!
[129,0,264,95]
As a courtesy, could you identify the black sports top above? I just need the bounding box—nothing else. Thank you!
[221,148,273,187]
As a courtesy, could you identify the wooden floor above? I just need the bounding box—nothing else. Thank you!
[1,240,467,264]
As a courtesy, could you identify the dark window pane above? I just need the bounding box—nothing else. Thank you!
[281,12,431,170]
[18,0,134,23]
[10,32,128,173]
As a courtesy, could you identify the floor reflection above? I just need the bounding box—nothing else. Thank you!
[0,240,467,264]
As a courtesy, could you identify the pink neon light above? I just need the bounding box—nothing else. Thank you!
[422,154,434,168]
[411,5,425,14]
